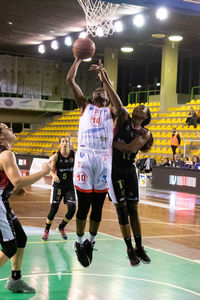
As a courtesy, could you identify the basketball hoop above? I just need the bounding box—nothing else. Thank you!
[77,0,120,37]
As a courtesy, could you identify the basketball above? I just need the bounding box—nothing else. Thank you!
[72,37,96,59]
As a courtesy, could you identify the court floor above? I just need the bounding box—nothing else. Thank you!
[0,231,200,300]
[0,186,200,299]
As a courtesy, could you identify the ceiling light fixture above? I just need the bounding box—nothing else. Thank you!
[79,31,87,38]
[51,40,59,50]
[168,35,183,42]
[133,14,145,27]
[96,26,104,37]
[64,36,72,46]
[156,7,168,20]
[121,47,134,53]
[7,21,13,25]
[152,33,165,39]
[38,44,45,54]
[114,21,123,32]
[83,58,92,62]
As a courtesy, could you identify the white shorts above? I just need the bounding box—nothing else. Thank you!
[73,148,112,193]
[0,191,15,242]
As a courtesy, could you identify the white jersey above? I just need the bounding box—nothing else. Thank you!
[78,103,114,151]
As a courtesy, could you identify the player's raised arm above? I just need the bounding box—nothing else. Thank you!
[66,57,87,113]
[90,60,129,119]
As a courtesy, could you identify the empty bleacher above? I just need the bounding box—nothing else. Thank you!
[12,100,200,161]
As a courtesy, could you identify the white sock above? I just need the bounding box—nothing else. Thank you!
[88,234,95,244]
[77,236,83,245]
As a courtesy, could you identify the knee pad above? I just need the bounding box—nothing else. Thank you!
[48,204,59,220]
[65,202,76,220]
[1,239,17,258]
[116,203,129,225]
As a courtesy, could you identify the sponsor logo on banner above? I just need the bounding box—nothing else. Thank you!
[169,175,196,187]
[0,98,39,110]
[4,99,13,106]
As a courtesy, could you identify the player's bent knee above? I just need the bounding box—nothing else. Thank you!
[1,239,17,258]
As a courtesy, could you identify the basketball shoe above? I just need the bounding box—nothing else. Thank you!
[127,247,140,267]
[136,246,151,263]
[56,227,67,240]
[83,239,95,265]
[74,242,90,267]
[5,278,36,293]
[41,230,49,241]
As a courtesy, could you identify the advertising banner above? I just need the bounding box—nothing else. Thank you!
[0,97,40,110]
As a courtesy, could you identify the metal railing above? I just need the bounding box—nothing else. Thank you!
[128,90,160,104]
[191,86,200,100]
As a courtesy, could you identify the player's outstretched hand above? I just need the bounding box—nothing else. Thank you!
[89,59,107,82]
[42,162,52,175]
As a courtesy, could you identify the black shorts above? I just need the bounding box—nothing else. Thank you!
[109,164,139,204]
[50,184,76,205]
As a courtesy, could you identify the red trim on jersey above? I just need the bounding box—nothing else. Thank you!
[75,185,93,193]
[80,103,89,117]
[94,188,109,193]
[0,170,9,188]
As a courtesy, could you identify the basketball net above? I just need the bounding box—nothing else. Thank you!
[77,0,120,37]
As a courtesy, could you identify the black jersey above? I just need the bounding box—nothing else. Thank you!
[54,150,75,189]
[0,146,14,210]
[113,118,144,168]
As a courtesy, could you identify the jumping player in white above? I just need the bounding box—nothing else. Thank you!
[67,58,119,267]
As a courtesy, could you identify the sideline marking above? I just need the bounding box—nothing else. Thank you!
[17,216,200,228]
[100,232,200,264]
[0,273,199,297]
[24,228,200,264]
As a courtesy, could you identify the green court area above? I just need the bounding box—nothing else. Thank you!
[0,233,199,300]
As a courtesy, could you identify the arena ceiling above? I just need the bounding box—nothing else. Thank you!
[0,0,200,64]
